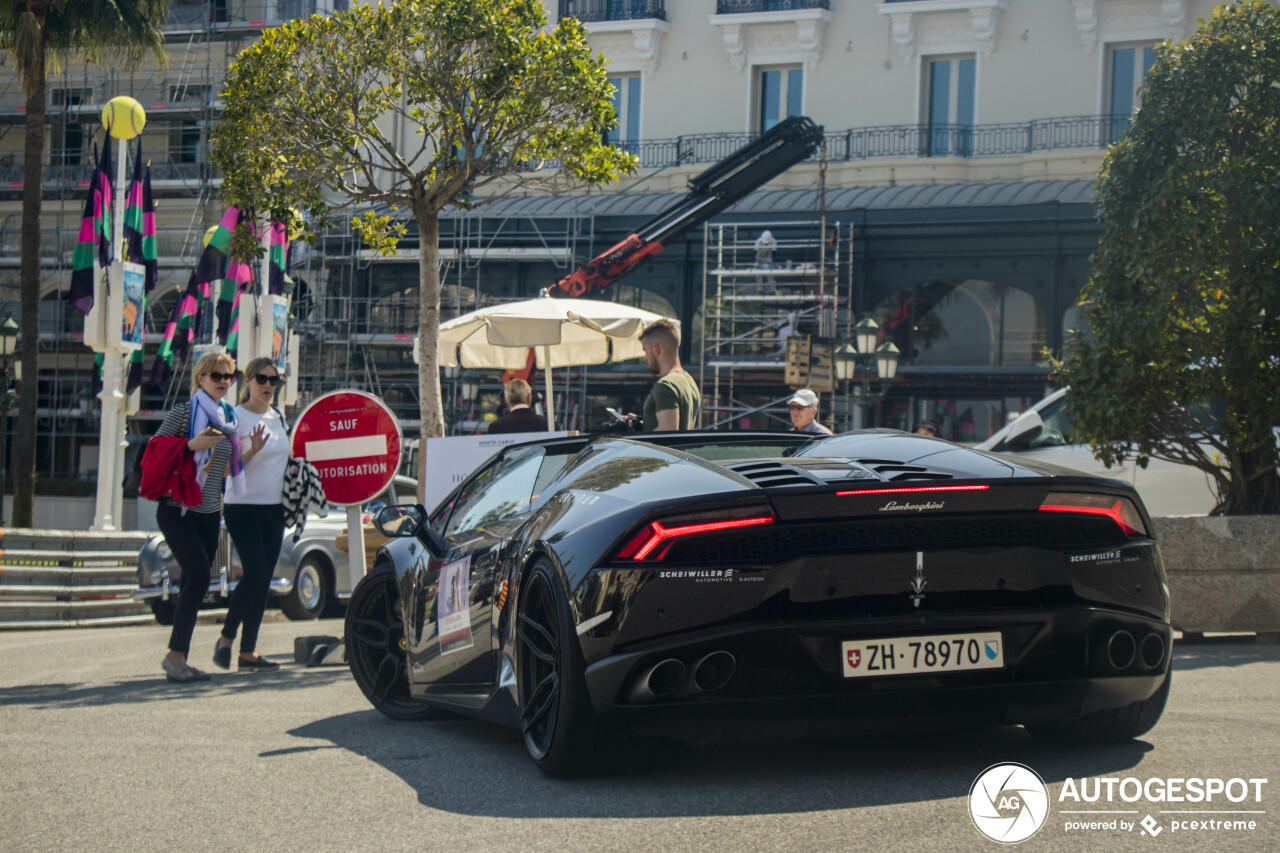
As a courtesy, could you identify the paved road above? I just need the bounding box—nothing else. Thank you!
[1,620,1276,852]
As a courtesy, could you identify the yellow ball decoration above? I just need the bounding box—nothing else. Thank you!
[101,96,147,140]
[203,225,219,248]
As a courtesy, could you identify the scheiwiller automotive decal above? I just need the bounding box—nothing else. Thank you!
[968,762,1269,843]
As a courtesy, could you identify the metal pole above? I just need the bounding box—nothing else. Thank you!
[0,362,8,524]
[92,136,130,530]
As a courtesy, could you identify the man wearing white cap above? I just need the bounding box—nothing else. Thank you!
[788,389,833,435]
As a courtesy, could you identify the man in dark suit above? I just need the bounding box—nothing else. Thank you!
[487,378,549,434]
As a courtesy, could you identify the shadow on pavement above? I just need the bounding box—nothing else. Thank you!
[283,710,1154,818]
[1171,643,1280,671]
[0,663,352,709]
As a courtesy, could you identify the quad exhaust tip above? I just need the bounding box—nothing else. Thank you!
[627,651,738,704]
[691,650,736,693]
[1107,630,1136,671]
[627,658,686,704]
[1140,632,1166,670]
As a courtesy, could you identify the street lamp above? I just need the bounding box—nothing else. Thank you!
[835,318,900,429]
[460,370,480,403]
[0,316,19,523]
[441,365,460,435]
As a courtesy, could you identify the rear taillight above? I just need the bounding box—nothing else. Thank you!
[614,514,775,562]
[1038,492,1146,535]
[835,484,990,497]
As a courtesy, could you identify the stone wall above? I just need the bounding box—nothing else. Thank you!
[1154,516,1280,634]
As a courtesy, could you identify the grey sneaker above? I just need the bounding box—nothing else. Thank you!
[162,657,212,683]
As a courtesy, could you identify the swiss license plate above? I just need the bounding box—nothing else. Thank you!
[201,592,221,606]
[841,631,1004,678]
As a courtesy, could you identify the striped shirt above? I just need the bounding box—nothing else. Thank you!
[155,401,233,514]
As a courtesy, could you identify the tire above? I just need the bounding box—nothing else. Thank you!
[280,556,328,621]
[345,568,441,721]
[149,599,176,626]
[1026,669,1171,744]
[516,558,613,777]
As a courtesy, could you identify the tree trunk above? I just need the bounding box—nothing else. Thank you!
[415,206,445,505]
[13,48,45,529]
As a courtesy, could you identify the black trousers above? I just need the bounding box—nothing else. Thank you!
[222,503,286,655]
[155,502,221,657]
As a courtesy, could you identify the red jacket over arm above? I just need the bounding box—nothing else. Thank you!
[139,436,202,507]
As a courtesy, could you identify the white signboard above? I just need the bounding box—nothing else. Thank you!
[421,431,569,512]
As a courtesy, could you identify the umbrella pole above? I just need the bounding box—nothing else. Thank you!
[544,345,555,428]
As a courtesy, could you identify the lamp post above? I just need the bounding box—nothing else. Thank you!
[834,318,900,430]
[460,370,480,430]
[443,364,459,435]
[91,96,147,530]
[0,316,19,523]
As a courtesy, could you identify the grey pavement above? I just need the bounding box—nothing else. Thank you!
[1,620,1278,853]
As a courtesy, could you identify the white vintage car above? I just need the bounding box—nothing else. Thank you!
[132,475,417,623]
[977,387,1222,517]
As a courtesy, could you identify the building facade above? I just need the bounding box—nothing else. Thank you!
[0,0,1236,479]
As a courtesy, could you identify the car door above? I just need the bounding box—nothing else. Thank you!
[405,445,547,688]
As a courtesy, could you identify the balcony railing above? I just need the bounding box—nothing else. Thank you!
[608,114,1124,169]
[164,0,324,31]
[559,1,665,23]
[0,152,211,189]
[715,0,830,13]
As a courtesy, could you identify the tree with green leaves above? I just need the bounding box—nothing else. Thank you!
[1060,1,1280,515]
[0,0,169,527]
[213,0,635,486]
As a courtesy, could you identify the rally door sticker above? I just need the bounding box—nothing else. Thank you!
[438,555,474,655]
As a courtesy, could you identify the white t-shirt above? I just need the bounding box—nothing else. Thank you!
[224,405,290,505]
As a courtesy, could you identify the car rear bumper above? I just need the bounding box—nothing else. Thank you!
[583,607,1171,727]
[130,576,293,603]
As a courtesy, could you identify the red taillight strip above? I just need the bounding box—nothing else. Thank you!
[1039,499,1139,534]
[626,515,776,561]
[835,484,990,497]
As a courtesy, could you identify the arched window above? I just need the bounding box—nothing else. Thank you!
[872,279,1046,367]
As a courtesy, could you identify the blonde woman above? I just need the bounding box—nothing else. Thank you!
[214,357,288,671]
[155,351,245,683]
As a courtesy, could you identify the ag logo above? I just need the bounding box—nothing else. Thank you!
[969,763,1049,844]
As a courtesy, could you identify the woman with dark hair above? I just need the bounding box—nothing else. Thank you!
[213,356,288,672]
[156,351,245,683]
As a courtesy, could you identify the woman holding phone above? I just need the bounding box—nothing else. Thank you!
[213,357,288,671]
[154,351,246,683]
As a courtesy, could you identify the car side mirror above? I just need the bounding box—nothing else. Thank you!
[1004,411,1044,450]
[374,504,449,558]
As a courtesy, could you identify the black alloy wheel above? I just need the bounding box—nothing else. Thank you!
[346,569,439,721]
[516,559,610,777]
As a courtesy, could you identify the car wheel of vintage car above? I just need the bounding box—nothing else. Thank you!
[517,559,611,777]
[345,568,441,721]
[1026,669,1172,743]
[280,556,328,621]
[149,599,176,626]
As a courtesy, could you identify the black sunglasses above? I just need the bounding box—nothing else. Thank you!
[253,373,281,387]
[207,371,238,383]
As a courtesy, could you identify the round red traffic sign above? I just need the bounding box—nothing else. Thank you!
[290,390,402,507]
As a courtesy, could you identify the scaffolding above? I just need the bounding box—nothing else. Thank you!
[699,219,849,430]
[0,0,620,475]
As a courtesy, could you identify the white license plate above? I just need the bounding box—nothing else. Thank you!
[841,631,1004,678]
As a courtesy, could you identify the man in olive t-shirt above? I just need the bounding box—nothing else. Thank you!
[637,320,700,431]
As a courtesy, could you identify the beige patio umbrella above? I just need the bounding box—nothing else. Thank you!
[434,292,677,426]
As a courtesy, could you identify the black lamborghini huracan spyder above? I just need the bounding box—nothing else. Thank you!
[347,430,1172,777]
